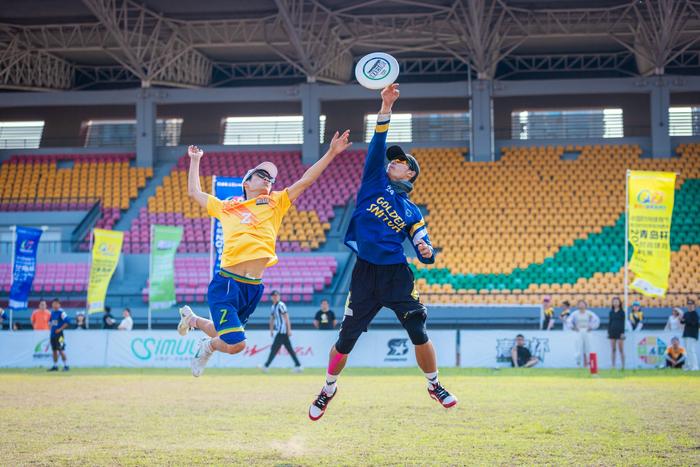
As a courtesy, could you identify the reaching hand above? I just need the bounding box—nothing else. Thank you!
[381,83,400,111]
[416,240,432,258]
[329,130,352,155]
[188,145,203,159]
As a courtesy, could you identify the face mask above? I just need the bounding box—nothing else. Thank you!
[390,179,413,194]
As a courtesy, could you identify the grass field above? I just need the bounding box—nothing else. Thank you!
[1,368,699,466]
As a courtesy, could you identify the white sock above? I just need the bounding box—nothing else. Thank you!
[324,373,338,395]
[425,371,439,388]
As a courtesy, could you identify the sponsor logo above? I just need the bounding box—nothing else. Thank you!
[385,338,410,362]
[33,338,52,359]
[637,336,667,365]
[244,344,314,358]
[98,242,118,256]
[131,337,197,361]
[634,189,666,210]
[156,240,178,250]
[496,337,550,364]
[364,58,391,80]
[217,181,243,188]
[19,239,36,254]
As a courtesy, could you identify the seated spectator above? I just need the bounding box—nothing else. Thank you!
[75,312,87,330]
[313,299,337,330]
[31,300,51,330]
[117,308,133,331]
[664,308,684,332]
[665,337,686,369]
[12,321,22,331]
[511,334,538,368]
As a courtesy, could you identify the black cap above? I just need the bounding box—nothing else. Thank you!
[386,145,420,183]
[271,290,280,296]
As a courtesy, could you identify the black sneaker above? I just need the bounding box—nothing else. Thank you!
[47,367,58,372]
[428,383,458,408]
[308,387,337,421]
[62,366,70,372]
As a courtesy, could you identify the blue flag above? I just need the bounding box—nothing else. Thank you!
[9,226,43,309]
[210,177,243,278]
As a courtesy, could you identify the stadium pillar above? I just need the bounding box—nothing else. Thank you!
[470,79,493,162]
[136,89,156,167]
[300,82,321,164]
[649,80,671,158]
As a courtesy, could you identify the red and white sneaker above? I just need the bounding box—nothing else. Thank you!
[428,383,457,408]
[308,387,337,421]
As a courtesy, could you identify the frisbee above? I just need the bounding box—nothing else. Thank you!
[355,52,400,90]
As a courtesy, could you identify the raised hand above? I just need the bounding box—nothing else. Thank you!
[188,145,203,159]
[381,83,400,112]
[329,130,352,155]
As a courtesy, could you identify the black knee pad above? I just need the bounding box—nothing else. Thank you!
[402,311,429,346]
[335,335,359,354]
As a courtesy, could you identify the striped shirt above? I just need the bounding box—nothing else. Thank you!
[271,301,288,335]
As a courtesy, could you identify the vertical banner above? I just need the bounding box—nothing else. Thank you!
[87,229,124,313]
[149,225,183,309]
[210,177,243,278]
[9,226,43,309]
[627,171,676,297]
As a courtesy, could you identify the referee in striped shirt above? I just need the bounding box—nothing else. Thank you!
[261,291,302,372]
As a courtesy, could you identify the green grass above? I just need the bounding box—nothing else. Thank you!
[1,368,699,465]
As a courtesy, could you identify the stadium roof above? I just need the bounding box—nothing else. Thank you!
[1,0,699,91]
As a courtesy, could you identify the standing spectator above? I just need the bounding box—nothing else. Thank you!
[629,301,644,331]
[313,299,337,330]
[664,308,684,333]
[102,306,117,329]
[48,298,70,372]
[568,300,600,368]
[118,308,133,331]
[75,312,87,330]
[541,296,554,330]
[608,296,626,370]
[31,300,51,331]
[680,298,699,371]
[0,307,8,330]
[665,337,686,369]
[559,301,572,330]
[511,334,538,368]
[261,291,302,372]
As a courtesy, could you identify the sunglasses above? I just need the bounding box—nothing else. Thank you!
[252,169,275,184]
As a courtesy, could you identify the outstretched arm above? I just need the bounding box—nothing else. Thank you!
[187,145,209,209]
[287,130,352,202]
[363,84,400,181]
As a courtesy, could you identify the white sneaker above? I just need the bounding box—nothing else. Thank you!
[258,364,269,373]
[292,366,304,373]
[191,337,213,377]
[178,305,196,336]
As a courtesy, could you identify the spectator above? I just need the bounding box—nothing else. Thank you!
[511,334,538,368]
[12,321,22,331]
[75,312,87,330]
[680,298,699,371]
[568,300,600,368]
[260,291,302,373]
[664,308,684,333]
[541,296,554,330]
[102,306,117,329]
[629,301,644,331]
[313,299,337,330]
[0,307,9,330]
[664,337,686,369]
[117,308,133,331]
[608,296,626,370]
[48,298,70,372]
[559,301,572,330]
[31,300,51,331]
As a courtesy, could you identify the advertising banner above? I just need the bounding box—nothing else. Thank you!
[87,229,123,313]
[148,225,183,309]
[9,226,43,309]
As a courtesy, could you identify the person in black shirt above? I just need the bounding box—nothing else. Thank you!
[511,334,538,368]
[559,301,572,330]
[102,306,117,330]
[608,296,626,370]
[680,298,699,371]
[313,299,337,330]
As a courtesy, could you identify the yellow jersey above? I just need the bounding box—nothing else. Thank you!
[207,190,291,269]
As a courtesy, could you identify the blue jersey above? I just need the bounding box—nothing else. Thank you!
[344,114,435,265]
[50,309,70,334]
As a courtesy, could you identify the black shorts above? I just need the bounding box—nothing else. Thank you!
[50,332,65,351]
[608,328,625,340]
[339,258,426,341]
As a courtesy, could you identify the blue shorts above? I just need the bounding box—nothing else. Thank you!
[208,271,264,345]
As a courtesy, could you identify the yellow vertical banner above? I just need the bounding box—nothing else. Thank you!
[628,170,676,297]
[87,229,124,313]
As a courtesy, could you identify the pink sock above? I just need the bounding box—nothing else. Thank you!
[328,351,345,374]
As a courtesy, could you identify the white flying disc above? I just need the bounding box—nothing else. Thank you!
[355,52,400,90]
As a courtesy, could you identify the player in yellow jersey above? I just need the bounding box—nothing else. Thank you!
[178,131,351,377]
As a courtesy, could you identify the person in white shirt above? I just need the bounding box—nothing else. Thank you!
[117,308,133,331]
[664,308,684,333]
[567,300,600,368]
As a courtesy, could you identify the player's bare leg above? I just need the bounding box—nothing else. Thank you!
[415,340,457,408]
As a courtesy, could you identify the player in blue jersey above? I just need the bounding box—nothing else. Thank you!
[309,84,457,421]
[48,298,70,371]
